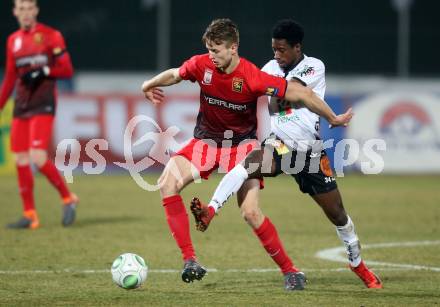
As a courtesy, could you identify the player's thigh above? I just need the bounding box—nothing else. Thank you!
[293,151,337,196]
[158,155,198,195]
[29,115,54,150]
[244,146,279,179]
[29,148,48,167]
[221,139,258,172]
[311,188,343,208]
[258,136,292,177]
[10,118,30,154]
[311,189,347,225]
[236,179,260,207]
[176,138,219,179]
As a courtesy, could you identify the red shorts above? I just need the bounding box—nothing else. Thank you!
[10,115,54,152]
[176,138,264,188]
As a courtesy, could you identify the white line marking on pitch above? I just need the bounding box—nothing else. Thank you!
[315,240,440,272]
[1,240,438,275]
[0,267,437,275]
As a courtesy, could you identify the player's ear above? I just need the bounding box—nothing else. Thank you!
[33,2,40,17]
[230,42,238,54]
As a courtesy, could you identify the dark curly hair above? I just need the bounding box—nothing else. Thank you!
[272,19,304,47]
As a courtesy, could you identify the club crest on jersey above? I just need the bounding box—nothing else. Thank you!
[203,68,213,85]
[13,37,22,52]
[33,33,43,45]
[265,87,279,96]
[297,65,315,77]
[232,77,243,93]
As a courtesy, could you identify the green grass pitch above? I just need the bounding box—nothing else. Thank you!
[0,174,439,306]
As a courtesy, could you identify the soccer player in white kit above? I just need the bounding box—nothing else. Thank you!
[191,19,382,289]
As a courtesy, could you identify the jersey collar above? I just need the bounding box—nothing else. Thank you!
[282,54,305,77]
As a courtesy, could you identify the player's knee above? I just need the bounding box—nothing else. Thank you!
[334,211,348,226]
[29,150,47,168]
[331,201,348,226]
[14,152,30,166]
[241,207,262,224]
[158,170,179,197]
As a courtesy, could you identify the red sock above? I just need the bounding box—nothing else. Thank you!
[162,195,196,261]
[16,165,35,212]
[39,160,71,199]
[254,217,299,274]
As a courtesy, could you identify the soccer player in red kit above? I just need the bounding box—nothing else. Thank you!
[192,19,382,289]
[141,18,352,289]
[0,0,77,229]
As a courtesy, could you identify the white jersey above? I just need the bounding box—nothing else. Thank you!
[262,55,326,150]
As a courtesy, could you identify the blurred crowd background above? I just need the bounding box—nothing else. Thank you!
[1,0,439,74]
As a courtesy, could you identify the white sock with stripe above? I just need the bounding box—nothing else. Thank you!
[209,164,249,212]
[336,216,362,267]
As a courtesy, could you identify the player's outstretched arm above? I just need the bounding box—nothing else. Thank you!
[284,81,353,127]
[141,68,182,105]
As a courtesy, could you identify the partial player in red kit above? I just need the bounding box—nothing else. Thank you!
[0,0,77,229]
[141,18,352,289]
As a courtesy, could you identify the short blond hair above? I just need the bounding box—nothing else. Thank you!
[202,18,239,46]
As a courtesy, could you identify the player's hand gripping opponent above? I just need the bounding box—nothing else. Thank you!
[329,107,354,128]
[142,86,165,105]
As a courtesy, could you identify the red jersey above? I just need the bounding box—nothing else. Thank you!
[0,23,73,118]
[179,54,287,144]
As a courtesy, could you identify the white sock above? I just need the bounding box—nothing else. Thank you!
[209,164,249,212]
[336,216,362,267]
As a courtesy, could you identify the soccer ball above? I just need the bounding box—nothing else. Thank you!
[111,253,148,289]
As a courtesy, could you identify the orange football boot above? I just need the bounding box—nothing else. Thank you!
[350,260,383,289]
[7,210,40,229]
